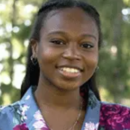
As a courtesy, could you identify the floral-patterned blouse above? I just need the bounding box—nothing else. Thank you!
[0,86,130,130]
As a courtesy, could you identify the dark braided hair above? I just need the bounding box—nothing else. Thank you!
[21,0,102,101]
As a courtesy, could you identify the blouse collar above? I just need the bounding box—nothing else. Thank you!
[20,86,101,130]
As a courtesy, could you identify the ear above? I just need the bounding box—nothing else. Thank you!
[30,39,38,58]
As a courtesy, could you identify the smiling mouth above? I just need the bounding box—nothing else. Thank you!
[61,67,80,73]
[59,67,81,78]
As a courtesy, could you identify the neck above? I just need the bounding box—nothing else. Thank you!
[34,77,82,110]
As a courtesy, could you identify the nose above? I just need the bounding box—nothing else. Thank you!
[62,43,81,60]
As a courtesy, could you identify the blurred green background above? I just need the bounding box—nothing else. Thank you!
[0,0,130,106]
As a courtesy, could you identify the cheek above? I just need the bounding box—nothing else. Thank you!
[37,44,60,64]
[38,49,54,64]
[85,52,98,69]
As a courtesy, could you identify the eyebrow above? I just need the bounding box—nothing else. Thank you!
[47,31,97,40]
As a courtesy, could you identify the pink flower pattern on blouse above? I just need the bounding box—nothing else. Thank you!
[13,123,29,130]
[84,122,99,130]
[33,110,49,129]
[99,103,130,130]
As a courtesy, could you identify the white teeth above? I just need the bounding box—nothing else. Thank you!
[62,67,80,73]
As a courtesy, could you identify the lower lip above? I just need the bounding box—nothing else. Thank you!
[59,69,81,78]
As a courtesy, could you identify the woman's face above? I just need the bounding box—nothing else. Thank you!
[32,7,99,91]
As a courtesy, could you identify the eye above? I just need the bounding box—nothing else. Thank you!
[81,42,94,49]
[50,39,65,45]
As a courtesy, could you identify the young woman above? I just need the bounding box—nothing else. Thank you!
[0,0,130,130]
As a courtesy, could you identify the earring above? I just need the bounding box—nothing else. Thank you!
[97,66,99,70]
[95,66,99,72]
[30,56,38,65]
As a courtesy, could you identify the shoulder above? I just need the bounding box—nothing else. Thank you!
[0,101,21,129]
[100,102,130,114]
[99,102,130,130]
[0,105,14,118]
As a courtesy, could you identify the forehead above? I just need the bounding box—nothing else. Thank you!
[40,7,98,38]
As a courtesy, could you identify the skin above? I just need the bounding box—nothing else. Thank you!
[31,7,99,130]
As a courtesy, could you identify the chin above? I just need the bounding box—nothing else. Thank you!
[56,82,81,91]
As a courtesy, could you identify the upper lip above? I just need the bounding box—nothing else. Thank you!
[57,65,83,72]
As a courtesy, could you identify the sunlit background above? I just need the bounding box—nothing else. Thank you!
[0,0,130,106]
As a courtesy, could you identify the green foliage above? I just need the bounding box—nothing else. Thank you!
[0,0,130,106]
